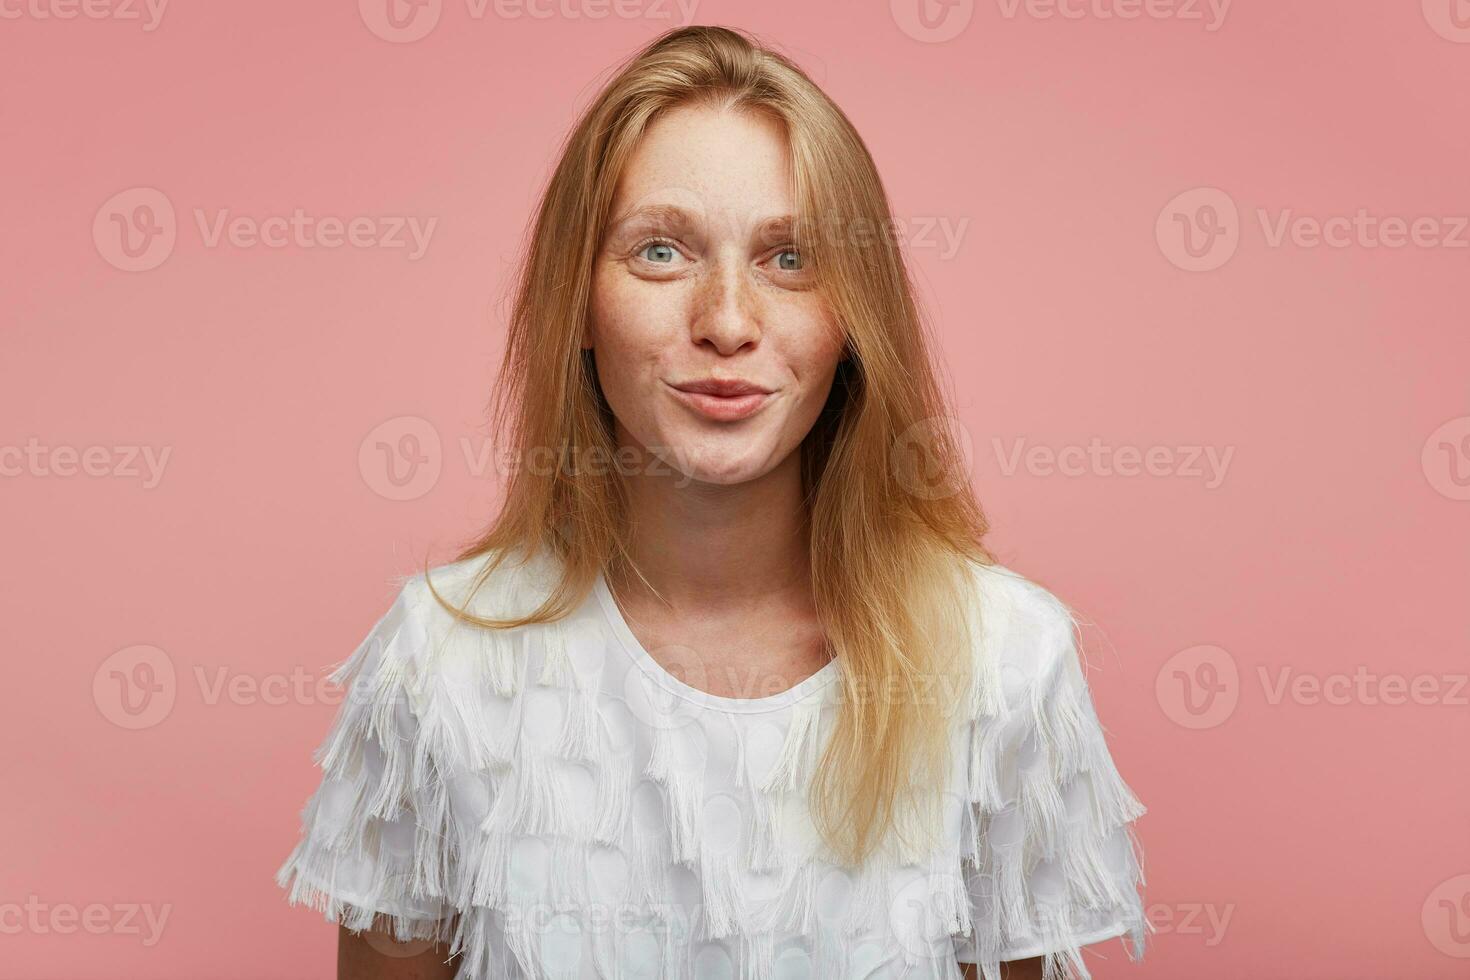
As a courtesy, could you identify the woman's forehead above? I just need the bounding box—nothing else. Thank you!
[608,103,796,229]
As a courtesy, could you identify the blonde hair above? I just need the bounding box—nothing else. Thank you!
[426,25,991,868]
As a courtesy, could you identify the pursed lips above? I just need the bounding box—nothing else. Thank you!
[666,377,774,421]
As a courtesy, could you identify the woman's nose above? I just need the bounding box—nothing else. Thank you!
[688,255,761,355]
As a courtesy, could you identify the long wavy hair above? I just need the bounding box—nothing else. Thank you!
[425,24,991,868]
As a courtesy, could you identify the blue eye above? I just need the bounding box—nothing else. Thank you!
[775,249,802,271]
[640,242,676,263]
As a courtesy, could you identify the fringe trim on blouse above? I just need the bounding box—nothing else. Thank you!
[276,557,1149,980]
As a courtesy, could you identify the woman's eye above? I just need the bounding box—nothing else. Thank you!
[638,241,678,264]
[773,249,803,271]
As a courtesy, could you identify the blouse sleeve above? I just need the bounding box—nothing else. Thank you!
[954,574,1149,979]
[274,577,458,946]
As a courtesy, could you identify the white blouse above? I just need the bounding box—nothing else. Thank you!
[276,550,1148,979]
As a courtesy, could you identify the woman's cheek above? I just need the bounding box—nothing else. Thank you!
[787,316,843,386]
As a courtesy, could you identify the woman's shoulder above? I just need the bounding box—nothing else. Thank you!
[343,546,571,710]
[354,546,565,678]
[967,558,1078,645]
[959,558,1091,701]
[394,545,565,624]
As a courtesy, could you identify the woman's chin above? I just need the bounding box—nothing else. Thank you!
[681,466,763,487]
[663,445,782,487]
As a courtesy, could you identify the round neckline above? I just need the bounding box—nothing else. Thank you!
[592,570,841,714]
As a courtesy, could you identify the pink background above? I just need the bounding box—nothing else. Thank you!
[3,1,1468,977]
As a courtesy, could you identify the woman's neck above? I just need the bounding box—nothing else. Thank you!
[616,444,811,609]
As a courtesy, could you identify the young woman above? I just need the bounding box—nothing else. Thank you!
[276,25,1148,980]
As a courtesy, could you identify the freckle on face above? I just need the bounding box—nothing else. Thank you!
[587,103,843,487]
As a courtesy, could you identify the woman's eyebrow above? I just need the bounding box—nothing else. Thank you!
[608,203,699,235]
[605,204,798,247]
[752,214,795,248]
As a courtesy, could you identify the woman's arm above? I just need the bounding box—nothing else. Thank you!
[960,957,1044,980]
[337,925,458,980]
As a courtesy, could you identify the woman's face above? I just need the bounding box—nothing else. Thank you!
[587,103,844,487]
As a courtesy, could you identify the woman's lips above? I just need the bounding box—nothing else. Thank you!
[667,379,773,422]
